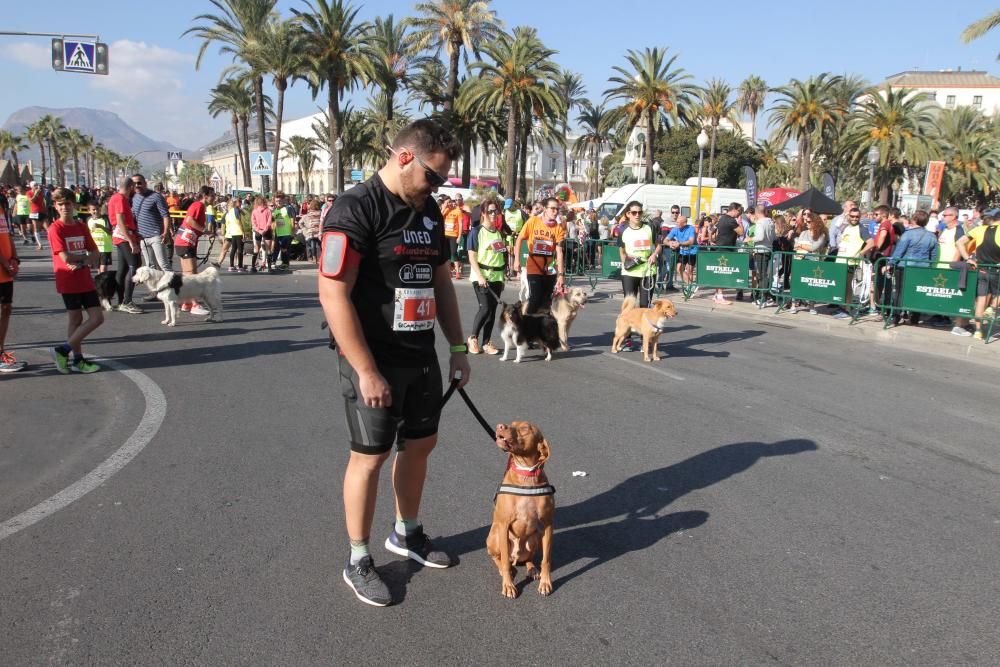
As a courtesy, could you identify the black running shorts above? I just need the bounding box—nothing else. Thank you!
[0,281,12,305]
[175,245,197,259]
[62,290,100,310]
[337,355,443,454]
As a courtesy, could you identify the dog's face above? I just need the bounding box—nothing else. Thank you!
[651,299,678,319]
[495,421,551,464]
[501,302,523,326]
[564,287,588,309]
[133,266,154,285]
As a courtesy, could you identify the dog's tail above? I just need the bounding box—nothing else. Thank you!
[620,295,637,313]
[200,265,220,279]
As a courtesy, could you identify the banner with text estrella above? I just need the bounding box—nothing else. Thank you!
[788,257,850,304]
[899,266,975,318]
[696,250,749,290]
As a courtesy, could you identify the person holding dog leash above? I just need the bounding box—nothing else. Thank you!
[466,200,505,355]
[318,119,470,607]
[514,197,566,314]
[618,200,660,308]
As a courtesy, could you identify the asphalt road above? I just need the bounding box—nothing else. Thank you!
[2,247,998,665]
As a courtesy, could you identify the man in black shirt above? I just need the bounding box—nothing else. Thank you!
[710,203,745,304]
[319,119,469,606]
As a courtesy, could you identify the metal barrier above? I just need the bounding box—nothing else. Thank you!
[684,245,772,305]
[875,257,1000,341]
[770,250,871,322]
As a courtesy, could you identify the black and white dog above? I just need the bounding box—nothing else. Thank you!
[499,301,561,362]
[94,270,117,311]
[133,265,223,326]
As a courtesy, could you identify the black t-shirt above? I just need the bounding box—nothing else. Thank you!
[715,214,740,247]
[322,174,448,367]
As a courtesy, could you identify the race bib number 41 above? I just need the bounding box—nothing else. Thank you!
[393,287,436,331]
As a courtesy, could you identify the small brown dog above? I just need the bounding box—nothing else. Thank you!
[488,421,555,598]
[610,296,678,362]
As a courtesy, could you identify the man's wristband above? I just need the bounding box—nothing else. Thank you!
[449,343,468,353]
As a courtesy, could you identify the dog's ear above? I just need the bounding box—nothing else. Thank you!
[537,437,551,465]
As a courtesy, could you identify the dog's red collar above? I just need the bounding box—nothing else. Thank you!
[507,455,544,477]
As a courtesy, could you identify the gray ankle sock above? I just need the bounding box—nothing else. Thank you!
[395,518,419,536]
[349,539,369,565]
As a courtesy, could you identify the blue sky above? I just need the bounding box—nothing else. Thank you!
[1,0,997,150]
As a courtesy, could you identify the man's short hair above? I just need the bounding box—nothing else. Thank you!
[890,207,901,218]
[912,210,930,227]
[874,204,891,215]
[728,202,742,212]
[199,185,214,198]
[391,118,461,161]
[746,206,756,215]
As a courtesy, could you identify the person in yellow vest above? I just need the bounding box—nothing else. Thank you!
[466,200,506,354]
[617,200,660,308]
[87,202,113,274]
[270,192,294,270]
[222,197,247,272]
[205,201,217,237]
[13,186,38,248]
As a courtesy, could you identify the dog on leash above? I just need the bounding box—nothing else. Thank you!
[611,296,677,362]
[549,286,588,351]
[93,270,117,311]
[488,421,555,598]
[132,265,223,326]
[499,301,561,362]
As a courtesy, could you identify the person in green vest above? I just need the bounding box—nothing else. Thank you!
[205,201,217,237]
[270,191,294,270]
[466,200,507,354]
[617,201,660,308]
[13,186,39,248]
[503,197,525,278]
[222,197,247,272]
[87,202,113,274]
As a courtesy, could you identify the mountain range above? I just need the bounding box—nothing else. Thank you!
[1,106,198,171]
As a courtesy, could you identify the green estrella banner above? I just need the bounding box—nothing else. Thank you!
[601,243,622,279]
[695,250,749,289]
[898,266,974,317]
[789,258,850,304]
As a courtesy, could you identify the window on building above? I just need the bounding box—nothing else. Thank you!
[946,95,956,108]
[571,159,578,175]
[973,95,983,108]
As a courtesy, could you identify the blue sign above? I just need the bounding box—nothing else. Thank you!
[250,151,273,176]
[350,169,364,182]
[64,41,97,73]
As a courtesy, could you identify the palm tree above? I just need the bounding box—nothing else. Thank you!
[185,0,277,186]
[768,74,843,191]
[450,78,505,187]
[282,135,321,193]
[555,69,586,183]
[208,78,254,187]
[961,9,1000,58]
[573,100,613,198]
[245,18,307,177]
[37,115,68,186]
[408,58,449,112]
[844,86,936,204]
[26,121,49,185]
[605,47,697,184]
[294,0,374,194]
[736,75,767,144]
[370,15,428,125]
[942,131,1000,200]
[461,26,563,197]
[696,78,738,178]
[756,137,794,189]
[0,130,28,181]
[63,128,88,186]
[407,0,504,111]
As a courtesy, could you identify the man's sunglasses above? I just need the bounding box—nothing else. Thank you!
[390,146,447,187]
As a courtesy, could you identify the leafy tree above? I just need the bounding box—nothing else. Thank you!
[653,126,761,189]
[555,69,586,183]
[736,75,767,144]
[573,100,614,198]
[695,78,738,178]
[961,9,1000,58]
[0,130,28,181]
[282,135,321,193]
[370,15,429,125]
[768,74,843,191]
[208,78,254,187]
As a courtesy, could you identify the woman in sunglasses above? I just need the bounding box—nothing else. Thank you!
[617,200,660,308]
[465,200,505,354]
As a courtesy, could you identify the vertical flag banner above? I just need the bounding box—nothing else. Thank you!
[923,161,946,209]
[821,173,835,199]
[742,166,758,209]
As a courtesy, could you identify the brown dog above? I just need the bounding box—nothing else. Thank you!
[487,421,555,598]
[610,296,678,362]
[550,286,588,351]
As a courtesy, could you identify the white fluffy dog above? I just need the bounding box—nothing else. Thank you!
[132,265,223,326]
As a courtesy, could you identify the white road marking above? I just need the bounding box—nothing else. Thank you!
[0,356,167,541]
[601,351,686,381]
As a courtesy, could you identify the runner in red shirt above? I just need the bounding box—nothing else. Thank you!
[28,183,47,249]
[107,177,142,312]
[47,187,104,374]
[173,185,216,314]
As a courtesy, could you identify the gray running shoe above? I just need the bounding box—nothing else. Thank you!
[385,525,454,568]
[342,556,391,607]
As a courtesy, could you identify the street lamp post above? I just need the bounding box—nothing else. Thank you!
[694,130,710,224]
[652,161,661,184]
[334,137,344,195]
[867,145,880,208]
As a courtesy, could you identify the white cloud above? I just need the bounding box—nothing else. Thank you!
[4,42,52,70]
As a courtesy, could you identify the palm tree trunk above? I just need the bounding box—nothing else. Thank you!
[799,136,810,191]
[38,143,46,185]
[645,112,655,184]
[254,74,269,192]
[708,122,718,179]
[445,44,460,111]
[73,150,80,186]
[562,120,569,184]
[503,106,518,197]
[11,151,20,180]
[518,122,529,201]
[749,111,758,145]
[231,116,244,188]
[273,79,286,191]
[240,118,252,187]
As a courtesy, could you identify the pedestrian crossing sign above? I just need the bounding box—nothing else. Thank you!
[51,39,109,75]
[250,151,273,176]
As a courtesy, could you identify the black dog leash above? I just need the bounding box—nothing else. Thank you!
[439,376,495,440]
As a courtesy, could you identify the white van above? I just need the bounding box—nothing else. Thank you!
[596,180,748,221]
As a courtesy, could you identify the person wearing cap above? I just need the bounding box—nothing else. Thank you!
[957,207,1000,340]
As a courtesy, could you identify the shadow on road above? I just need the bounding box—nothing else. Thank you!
[101,337,329,370]
[433,438,817,593]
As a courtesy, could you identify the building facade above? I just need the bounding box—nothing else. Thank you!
[877,70,1000,115]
